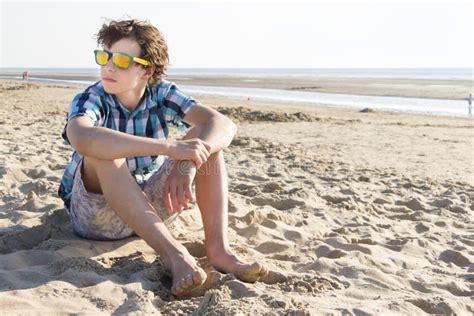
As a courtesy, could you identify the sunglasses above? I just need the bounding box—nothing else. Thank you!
[94,49,151,70]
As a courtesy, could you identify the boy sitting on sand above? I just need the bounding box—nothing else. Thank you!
[58,18,267,297]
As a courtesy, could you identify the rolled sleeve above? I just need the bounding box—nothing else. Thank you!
[67,92,103,125]
[61,92,104,145]
[162,82,197,132]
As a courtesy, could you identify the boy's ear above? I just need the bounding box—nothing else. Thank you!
[144,65,156,79]
[144,64,155,79]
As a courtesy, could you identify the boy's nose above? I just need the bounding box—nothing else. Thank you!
[103,59,116,71]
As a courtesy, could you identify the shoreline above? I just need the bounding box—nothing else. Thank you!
[195,94,474,124]
[172,75,472,101]
[0,79,472,119]
[0,72,471,100]
[0,78,474,120]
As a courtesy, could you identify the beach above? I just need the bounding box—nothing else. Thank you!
[0,79,473,314]
[1,70,472,100]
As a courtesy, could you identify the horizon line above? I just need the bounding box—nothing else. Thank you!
[0,66,472,70]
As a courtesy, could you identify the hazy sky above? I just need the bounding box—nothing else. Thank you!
[1,0,472,68]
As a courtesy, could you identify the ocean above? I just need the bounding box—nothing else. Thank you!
[0,67,472,80]
[0,67,472,118]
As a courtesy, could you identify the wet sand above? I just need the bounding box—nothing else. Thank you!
[1,71,471,100]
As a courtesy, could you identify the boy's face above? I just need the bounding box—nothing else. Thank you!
[100,37,153,94]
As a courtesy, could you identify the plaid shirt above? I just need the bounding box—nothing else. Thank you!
[58,80,197,210]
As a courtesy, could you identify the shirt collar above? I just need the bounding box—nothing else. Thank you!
[92,80,156,114]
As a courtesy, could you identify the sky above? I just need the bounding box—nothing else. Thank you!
[0,0,472,69]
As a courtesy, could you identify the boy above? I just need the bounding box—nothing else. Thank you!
[58,18,267,297]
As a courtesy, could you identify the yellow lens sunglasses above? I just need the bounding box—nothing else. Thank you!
[94,49,151,70]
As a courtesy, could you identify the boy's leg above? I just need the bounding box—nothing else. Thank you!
[182,128,268,282]
[80,156,207,296]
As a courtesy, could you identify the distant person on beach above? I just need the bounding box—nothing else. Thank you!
[469,93,472,115]
[58,18,268,298]
[22,71,28,81]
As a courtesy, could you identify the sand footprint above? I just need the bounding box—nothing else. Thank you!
[438,249,472,268]
[280,274,345,294]
[315,244,347,259]
[0,223,53,254]
[232,183,259,197]
[406,298,456,315]
[261,182,284,193]
[250,196,305,210]
[255,240,293,255]
[395,197,428,211]
[321,193,352,205]
[434,281,472,297]
[430,198,454,208]
[324,237,373,255]
[409,280,432,294]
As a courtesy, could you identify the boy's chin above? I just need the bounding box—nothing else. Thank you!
[102,83,118,94]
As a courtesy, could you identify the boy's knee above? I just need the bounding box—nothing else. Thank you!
[86,156,127,169]
[208,150,224,162]
[80,157,128,195]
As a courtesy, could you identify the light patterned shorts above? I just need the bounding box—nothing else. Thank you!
[69,158,176,241]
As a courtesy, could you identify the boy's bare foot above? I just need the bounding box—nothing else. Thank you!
[208,250,268,283]
[167,250,207,297]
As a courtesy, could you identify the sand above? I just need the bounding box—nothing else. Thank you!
[0,80,473,314]
[169,76,472,100]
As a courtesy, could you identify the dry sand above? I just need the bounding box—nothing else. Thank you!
[0,80,473,314]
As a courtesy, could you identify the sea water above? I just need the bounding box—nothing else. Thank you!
[0,67,472,118]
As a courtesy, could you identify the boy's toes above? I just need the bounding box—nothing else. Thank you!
[234,262,269,283]
[184,274,194,287]
[172,275,189,295]
[171,270,207,297]
[192,270,206,285]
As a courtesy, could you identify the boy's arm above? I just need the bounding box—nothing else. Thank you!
[162,104,237,213]
[66,116,210,166]
[182,103,238,154]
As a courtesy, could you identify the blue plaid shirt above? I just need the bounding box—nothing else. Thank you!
[58,80,197,210]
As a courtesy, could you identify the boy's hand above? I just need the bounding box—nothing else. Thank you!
[166,139,211,169]
[163,160,197,215]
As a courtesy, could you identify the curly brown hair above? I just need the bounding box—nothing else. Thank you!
[94,18,169,85]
